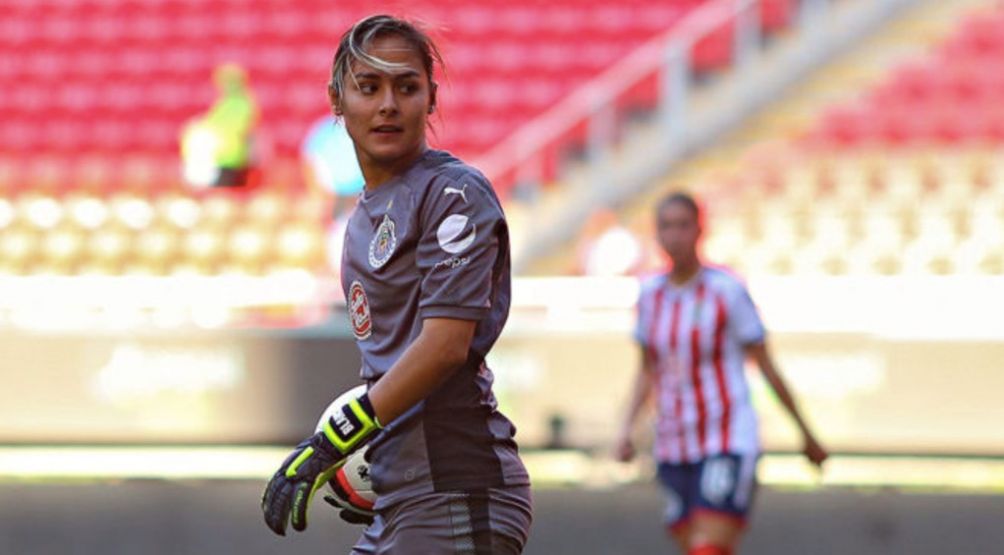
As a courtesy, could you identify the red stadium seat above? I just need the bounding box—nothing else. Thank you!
[761,0,795,33]
[692,22,735,72]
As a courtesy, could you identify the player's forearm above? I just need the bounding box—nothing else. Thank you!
[367,318,476,425]
[759,359,817,439]
[750,344,817,439]
[765,370,812,435]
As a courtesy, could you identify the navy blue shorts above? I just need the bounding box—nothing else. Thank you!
[656,453,759,531]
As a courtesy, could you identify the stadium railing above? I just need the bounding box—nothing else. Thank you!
[494,0,923,271]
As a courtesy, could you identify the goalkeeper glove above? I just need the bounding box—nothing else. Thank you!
[261,391,381,536]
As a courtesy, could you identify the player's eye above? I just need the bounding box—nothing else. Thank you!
[359,83,377,94]
[398,83,417,94]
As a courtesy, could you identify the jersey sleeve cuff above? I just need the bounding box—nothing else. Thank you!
[419,305,490,321]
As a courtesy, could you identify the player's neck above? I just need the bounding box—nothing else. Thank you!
[668,257,701,286]
[360,145,428,191]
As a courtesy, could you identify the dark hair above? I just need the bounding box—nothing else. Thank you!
[328,15,444,101]
[656,191,701,221]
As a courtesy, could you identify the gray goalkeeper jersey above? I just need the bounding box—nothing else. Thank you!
[340,149,529,509]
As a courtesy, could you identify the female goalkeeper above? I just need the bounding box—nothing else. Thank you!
[262,14,532,554]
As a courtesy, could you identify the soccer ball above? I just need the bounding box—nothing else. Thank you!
[315,385,376,515]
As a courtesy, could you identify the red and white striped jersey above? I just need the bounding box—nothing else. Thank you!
[634,266,765,464]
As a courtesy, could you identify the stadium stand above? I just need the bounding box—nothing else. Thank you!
[808,7,1004,148]
[543,0,1004,279]
[0,0,798,278]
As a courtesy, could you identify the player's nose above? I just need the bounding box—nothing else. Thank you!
[377,87,399,115]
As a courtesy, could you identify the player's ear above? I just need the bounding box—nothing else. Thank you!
[328,83,343,116]
[428,81,438,114]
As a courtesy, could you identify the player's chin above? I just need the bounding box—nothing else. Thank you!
[364,139,422,165]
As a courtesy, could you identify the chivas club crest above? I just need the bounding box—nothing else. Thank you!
[368,214,397,268]
[348,281,372,340]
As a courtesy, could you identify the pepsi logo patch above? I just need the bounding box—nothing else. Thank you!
[348,280,372,340]
[368,214,396,268]
[436,214,476,254]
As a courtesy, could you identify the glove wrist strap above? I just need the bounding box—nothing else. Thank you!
[322,392,381,455]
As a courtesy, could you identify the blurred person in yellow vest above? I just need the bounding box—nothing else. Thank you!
[181,63,259,188]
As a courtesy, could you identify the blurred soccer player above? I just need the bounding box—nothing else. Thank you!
[260,14,532,553]
[615,192,827,555]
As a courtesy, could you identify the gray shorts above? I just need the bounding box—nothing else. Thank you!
[350,486,532,555]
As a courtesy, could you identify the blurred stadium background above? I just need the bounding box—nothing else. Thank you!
[3,0,1004,553]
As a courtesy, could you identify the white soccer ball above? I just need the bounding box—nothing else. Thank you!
[315,385,376,514]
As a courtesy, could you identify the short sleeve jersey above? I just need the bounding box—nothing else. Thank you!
[341,150,528,508]
[634,267,765,463]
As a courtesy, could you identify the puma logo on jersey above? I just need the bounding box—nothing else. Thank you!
[443,184,468,203]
